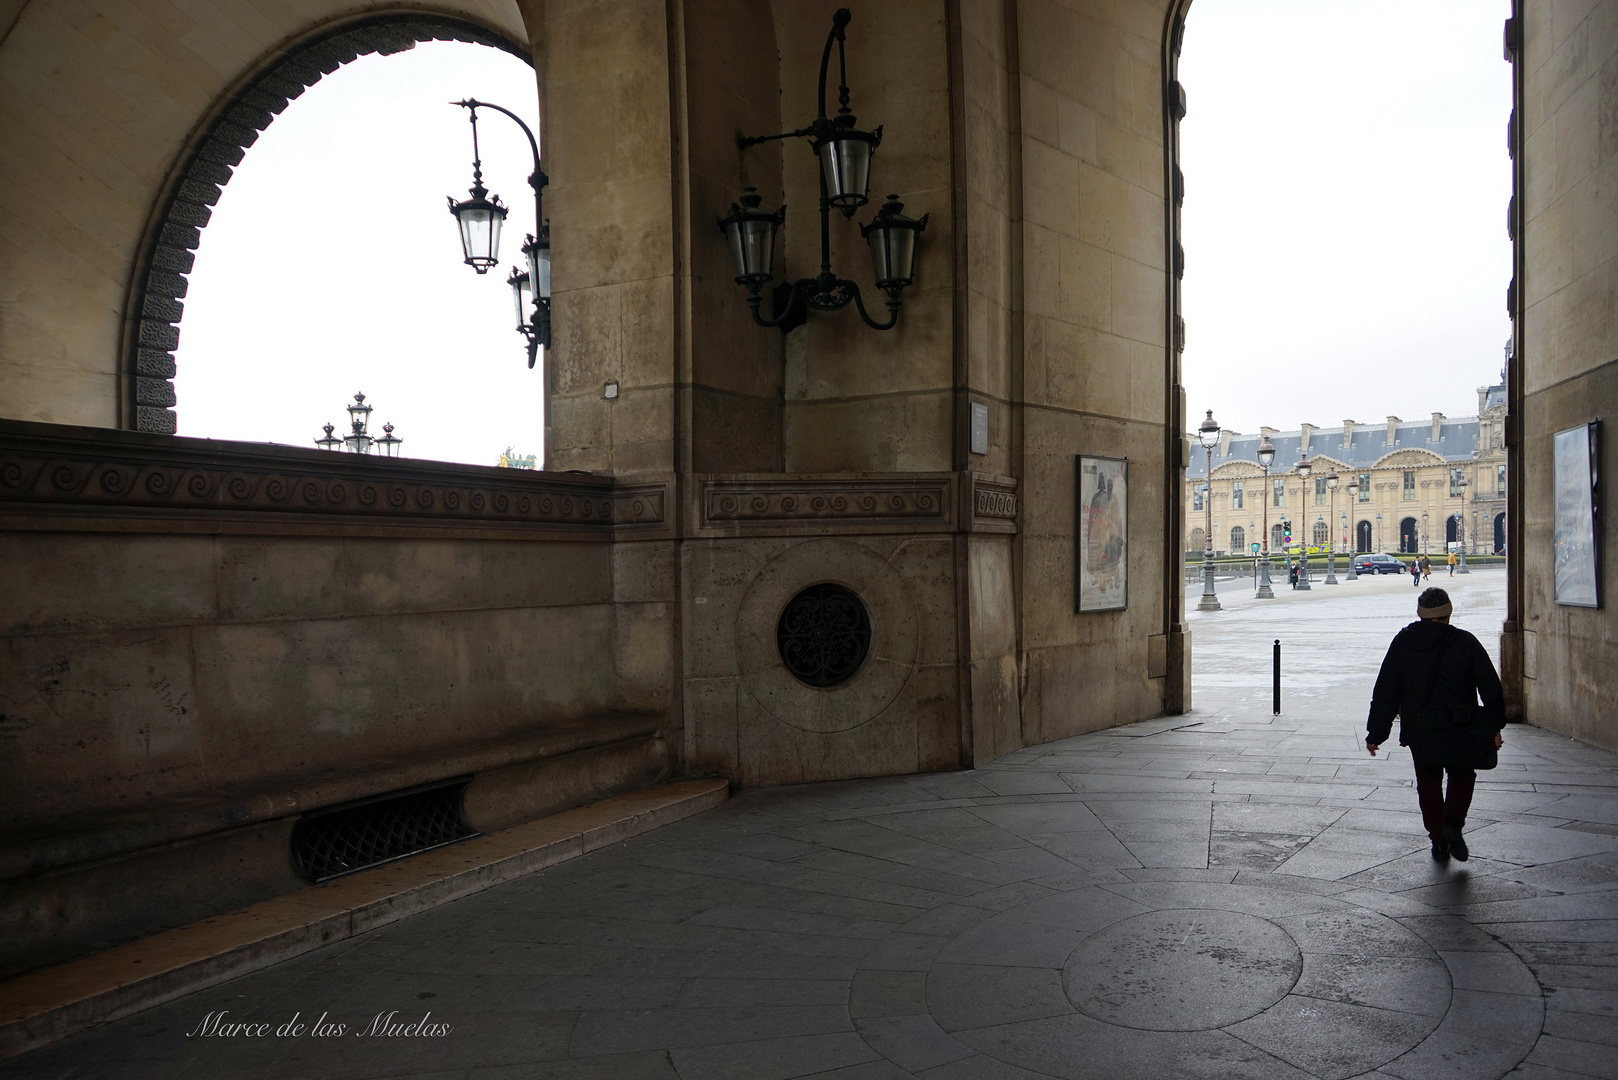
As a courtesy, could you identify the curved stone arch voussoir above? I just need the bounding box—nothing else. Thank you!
[126,12,533,434]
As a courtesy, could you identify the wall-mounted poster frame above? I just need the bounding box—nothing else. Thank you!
[1076,455,1128,612]
[1553,420,1601,608]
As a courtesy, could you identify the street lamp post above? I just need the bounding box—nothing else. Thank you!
[1197,410,1222,612]
[1294,454,1313,590]
[1346,476,1359,579]
[1256,434,1276,599]
[1422,510,1429,554]
[1457,475,1471,573]
[1323,468,1339,584]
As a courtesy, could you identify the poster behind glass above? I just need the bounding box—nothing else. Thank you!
[1553,421,1600,608]
[1076,456,1127,612]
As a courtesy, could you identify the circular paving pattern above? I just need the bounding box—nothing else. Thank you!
[1063,909,1300,1031]
[854,879,1544,1080]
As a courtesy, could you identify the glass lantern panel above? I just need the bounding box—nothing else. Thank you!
[724,218,776,282]
[870,226,917,287]
[457,205,504,268]
[533,247,552,299]
[819,137,872,209]
[510,272,532,329]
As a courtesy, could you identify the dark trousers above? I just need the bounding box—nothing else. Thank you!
[1415,764,1476,840]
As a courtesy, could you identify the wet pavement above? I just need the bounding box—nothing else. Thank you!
[6,566,1616,1080]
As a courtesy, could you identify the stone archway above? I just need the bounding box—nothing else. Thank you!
[1495,512,1506,553]
[124,14,532,434]
[1399,517,1418,553]
[1356,519,1372,553]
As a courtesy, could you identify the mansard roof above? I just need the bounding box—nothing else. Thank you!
[1187,406,1497,480]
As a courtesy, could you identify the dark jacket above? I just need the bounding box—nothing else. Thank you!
[1367,620,1505,766]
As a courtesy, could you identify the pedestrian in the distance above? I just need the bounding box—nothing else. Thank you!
[1419,554,1432,581]
[1288,558,1298,589]
[1411,559,1422,587]
[1448,551,1457,576]
[1366,587,1505,862]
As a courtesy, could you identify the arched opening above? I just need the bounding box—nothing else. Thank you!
[1446,515,1459,545]
[1494,512,1506,554]
[1270,523,1284,552]
[1356,520,1372,554]
[1312,520,1328,548]
[1399,517,1418,553]
[1230,526,1245,553]
[1188,527,1206,553]
[130,16,543,468]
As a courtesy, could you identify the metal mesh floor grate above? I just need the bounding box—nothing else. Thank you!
[291,778,477,883]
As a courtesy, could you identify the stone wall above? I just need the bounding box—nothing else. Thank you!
[0,421,676,976]
[1012,0,1173,743]
[1519,0,1618,751]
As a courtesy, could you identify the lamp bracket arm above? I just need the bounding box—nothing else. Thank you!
[816,9,853,120]
[843,279,899,331]
[739,126,814,149]
[747,279,809,328]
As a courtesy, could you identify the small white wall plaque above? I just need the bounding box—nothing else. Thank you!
[970,402,989,456]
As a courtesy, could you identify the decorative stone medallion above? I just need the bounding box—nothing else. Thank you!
[776,583,872,688]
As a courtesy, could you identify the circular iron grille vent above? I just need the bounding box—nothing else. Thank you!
[776,583,872,687]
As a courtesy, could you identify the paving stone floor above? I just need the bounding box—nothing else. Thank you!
[7,568,1617,1079]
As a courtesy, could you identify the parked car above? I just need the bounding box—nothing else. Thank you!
[1352,553,1407,575]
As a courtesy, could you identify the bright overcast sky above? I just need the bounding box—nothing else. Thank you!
[1178,0,1514,436]
[174,42,544,466]
[178,8,1513,464]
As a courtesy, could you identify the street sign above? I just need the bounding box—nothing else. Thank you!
[1251,543,1260,553]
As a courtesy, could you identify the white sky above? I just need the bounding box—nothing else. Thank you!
[177,8,1514,463]
[1178,0,1514,436]
[174,42,545,466]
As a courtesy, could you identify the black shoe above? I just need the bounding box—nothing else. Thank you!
[1430,841,1450,862]
[1441,820,1469,862]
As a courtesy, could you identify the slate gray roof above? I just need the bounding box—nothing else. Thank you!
[1187,409,1495,480]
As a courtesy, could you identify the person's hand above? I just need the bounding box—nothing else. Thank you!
[1366,741,1380,756]
[1494,732,1504,749]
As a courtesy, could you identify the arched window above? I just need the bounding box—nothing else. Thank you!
[1230,526,1245,552]
[169,40,544,466]
[1356,520,1373,553]
[1188,527,1206,553]
[1313,520,1328,546]
[1494,512,1506,553]
[1271,523,1284,552]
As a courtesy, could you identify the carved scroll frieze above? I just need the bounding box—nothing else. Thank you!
[697,473,1017,535]
[0,421,665,539]
[968,474,1018,533]
[705,479,951,529]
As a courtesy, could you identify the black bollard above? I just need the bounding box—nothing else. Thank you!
[1273,639,1281,715]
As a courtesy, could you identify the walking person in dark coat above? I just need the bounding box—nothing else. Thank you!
[1366,587,1505,861]
[1410,559,1421,587]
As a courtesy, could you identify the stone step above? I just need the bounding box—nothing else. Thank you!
[0,777,728,1061]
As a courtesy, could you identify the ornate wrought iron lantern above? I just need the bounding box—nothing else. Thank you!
[449,99,549,367]
[314,393,401,456]
[718,9,926,332]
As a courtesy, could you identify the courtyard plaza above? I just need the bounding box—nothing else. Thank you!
[5,569,1616,1080]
